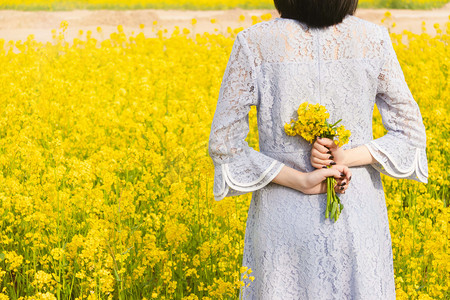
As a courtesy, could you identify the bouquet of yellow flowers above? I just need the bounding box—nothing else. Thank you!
[284,102,351,222]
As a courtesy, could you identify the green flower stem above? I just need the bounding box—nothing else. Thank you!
[325,170,343,222]
[326,176,331,219]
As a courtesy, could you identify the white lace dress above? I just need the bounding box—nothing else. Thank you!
[208,15,428,300]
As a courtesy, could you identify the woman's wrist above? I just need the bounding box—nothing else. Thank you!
[340,149,350,166]
[272,165,307,193]
[342,145,376,167]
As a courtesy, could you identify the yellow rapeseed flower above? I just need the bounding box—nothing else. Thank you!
[0,9,447,299]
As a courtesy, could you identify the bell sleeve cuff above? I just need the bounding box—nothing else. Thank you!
[365,137,428,183]
[212,150,285,201]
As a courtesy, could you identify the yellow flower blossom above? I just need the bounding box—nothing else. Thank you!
[0,9,446,299]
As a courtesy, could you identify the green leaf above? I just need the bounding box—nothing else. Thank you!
[331,201,337,217]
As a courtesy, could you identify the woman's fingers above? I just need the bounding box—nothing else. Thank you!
[326,164,351,194]
[302,166,351,195]
[341,165,352,183]
[330,164,351,181]
[311,157,335,169]
[311,147,332,160]
[335,184,347,194]
[311,140,339,169]
[334,179,348,194]
[334,178,346,186]
[321,167,345,181]
[313,140,331,154]
[316,137,338,150]
[311,146,336,169]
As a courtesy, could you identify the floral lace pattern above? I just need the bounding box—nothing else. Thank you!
[208,15,428,299]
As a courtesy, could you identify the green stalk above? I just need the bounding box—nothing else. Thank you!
[326,177,330,219]
[329,119,342,128]
[320,137,345,223]
[327,177,343,222]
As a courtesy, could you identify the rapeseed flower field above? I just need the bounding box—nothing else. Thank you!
[0,0,449,10]
[0,13,448,300]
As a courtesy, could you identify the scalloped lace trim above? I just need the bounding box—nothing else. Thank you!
[213,162,285,201]
[365,142,427,183]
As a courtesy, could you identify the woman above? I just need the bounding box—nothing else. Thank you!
[208,0,428,299]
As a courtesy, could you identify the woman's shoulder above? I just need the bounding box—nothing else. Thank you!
[236,19,278,40]
[238,15,388,41]
[348,15,389,36]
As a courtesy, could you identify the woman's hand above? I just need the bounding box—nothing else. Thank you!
[272,163,352,195]
[310,137,378,168]
[310,137,347,168]
[298,164,352,195]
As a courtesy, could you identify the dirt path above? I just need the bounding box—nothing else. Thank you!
[0,4,449,47]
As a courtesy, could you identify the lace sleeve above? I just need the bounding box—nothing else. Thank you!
[364,28,428,183]
[208,33,285,201]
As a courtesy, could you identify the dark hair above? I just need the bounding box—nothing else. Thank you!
[273,0,359,29]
